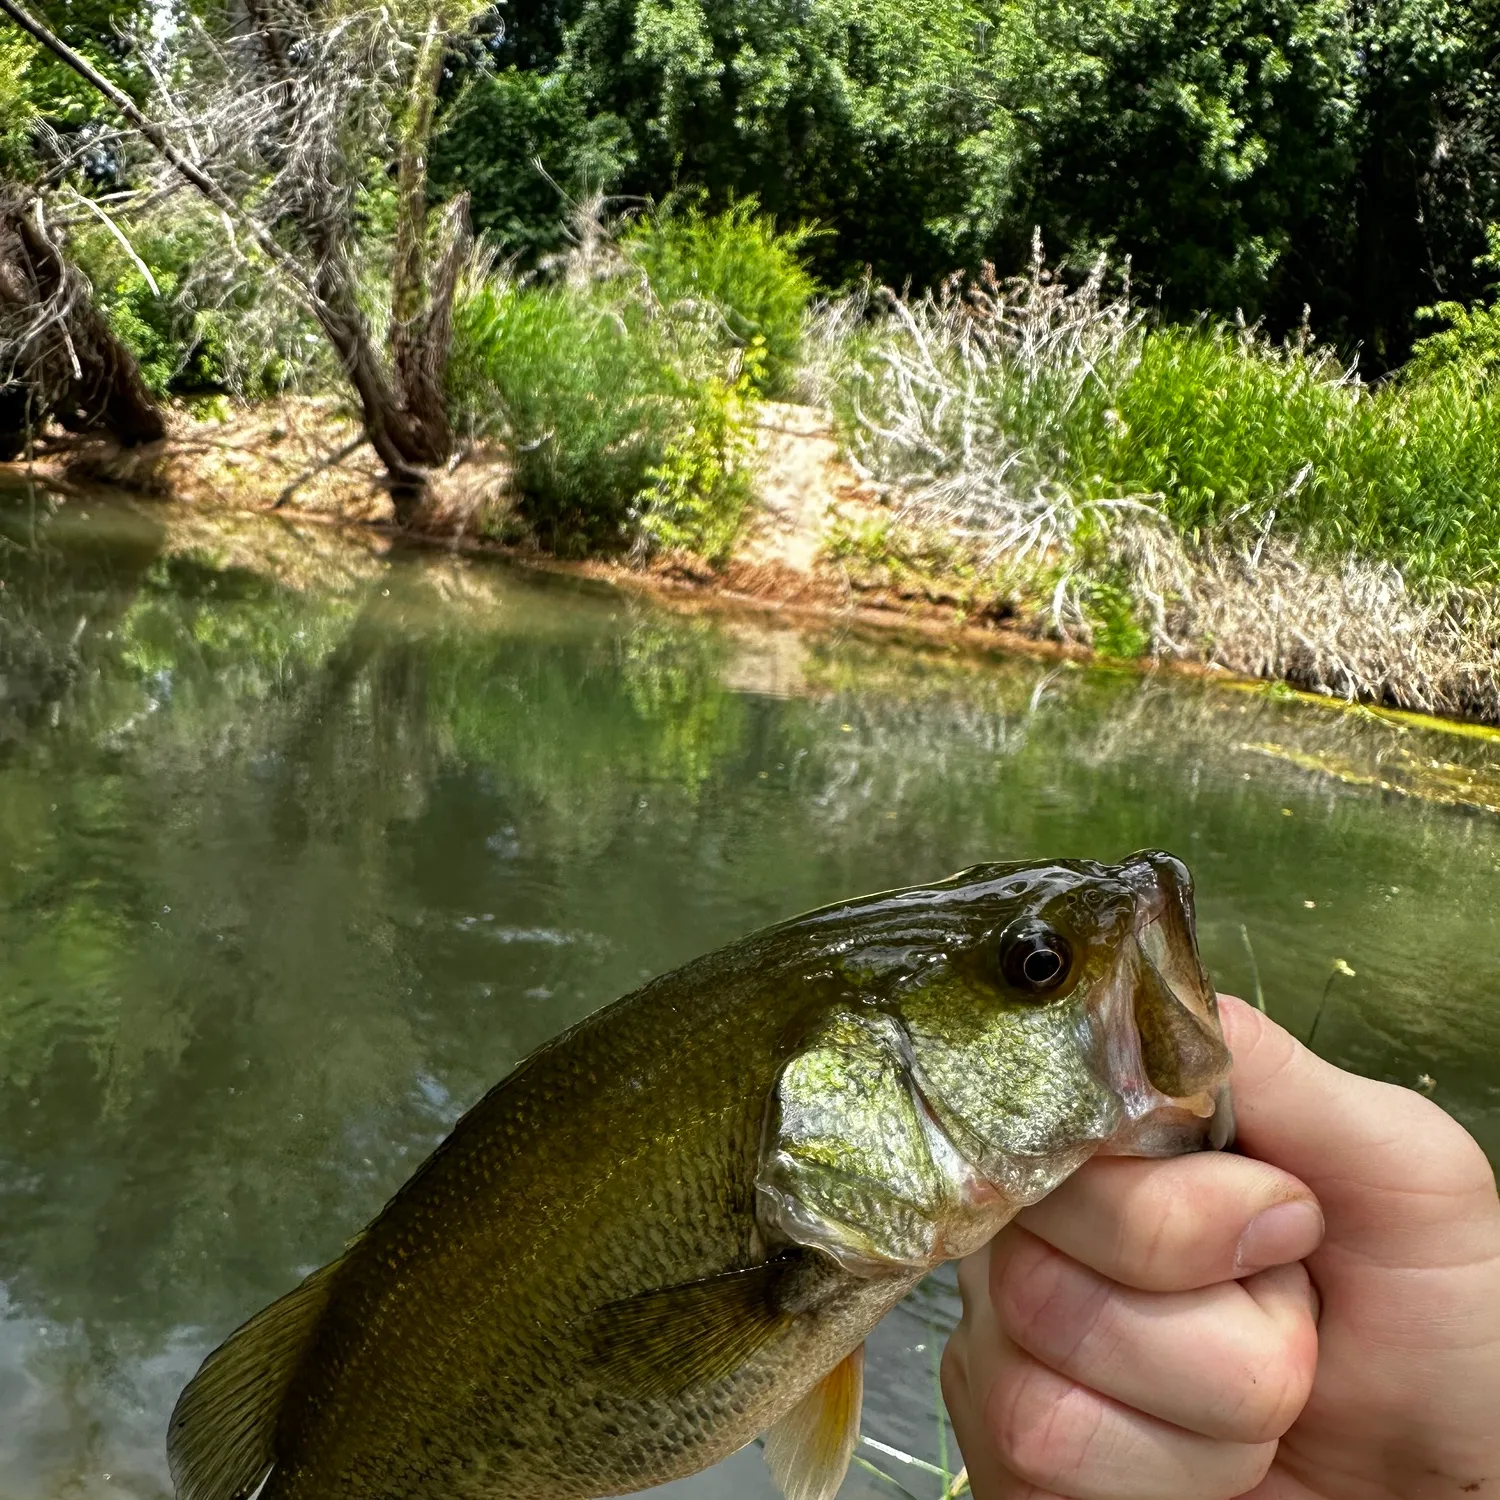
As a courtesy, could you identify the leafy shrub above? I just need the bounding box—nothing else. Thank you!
[624,200,818,398]
[70,212,322,397]
[1407,228,1500,383]
[1409,302,1500,384]
[448,269,758,556]
[1102,326,1358,543]
[636,340,763,560]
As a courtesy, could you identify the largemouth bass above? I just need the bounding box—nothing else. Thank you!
[169,851,1234,1500]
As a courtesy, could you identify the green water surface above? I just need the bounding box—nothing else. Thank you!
[2,483,1498,1499]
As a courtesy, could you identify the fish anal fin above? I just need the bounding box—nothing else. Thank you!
[584,1260,794,1402]
[764,1343,865,1500]
[167,1253,345,1500]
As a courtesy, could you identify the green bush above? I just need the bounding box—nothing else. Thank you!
[70,214,320,398]
[1101,326,1358,543]
[624,201,818,398]
[1408,228,1500,384]
[448,273,758,557]
[1097,324,1500,582]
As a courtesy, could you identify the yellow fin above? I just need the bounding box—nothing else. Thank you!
[763,1343,865,1500]
[585,1261,793,1401]
[167,1254,344,1500]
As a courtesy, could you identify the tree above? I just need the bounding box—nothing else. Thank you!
[434,0,1499,364]
[0,0,484,514]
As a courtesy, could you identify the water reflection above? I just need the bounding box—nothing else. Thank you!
[2,484,1498,1499]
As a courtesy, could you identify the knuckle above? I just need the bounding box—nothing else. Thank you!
[984,1357,1101,1490]
[994,1236,1107,1369]
[1407,1097,1497,1199]
[1226,1439,1281,1498]
[1215,1323,1317,1443]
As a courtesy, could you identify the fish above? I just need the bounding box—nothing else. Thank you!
[168,850,1234,1500]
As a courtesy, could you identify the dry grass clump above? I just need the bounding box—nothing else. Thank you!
[1146,535,1500,723]
[811,233,1147,571]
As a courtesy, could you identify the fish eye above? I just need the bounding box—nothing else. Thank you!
[998,920,1073,996]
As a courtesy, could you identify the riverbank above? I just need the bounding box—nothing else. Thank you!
[7,390,1500,731]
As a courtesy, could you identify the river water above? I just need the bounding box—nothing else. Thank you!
[2,482,1498,1499]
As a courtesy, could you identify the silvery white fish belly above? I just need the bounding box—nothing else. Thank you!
[168,851,1233,1500]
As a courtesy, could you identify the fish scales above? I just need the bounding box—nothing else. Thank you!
[276,937,827,1495]
[169,853,1236,1500]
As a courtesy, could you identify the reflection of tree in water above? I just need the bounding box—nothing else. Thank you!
[0,519,764,1481]
[0,486,167,753]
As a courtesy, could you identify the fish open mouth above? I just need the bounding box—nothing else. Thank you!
[1096,851,1236,1155]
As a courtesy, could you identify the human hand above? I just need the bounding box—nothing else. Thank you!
[941,994,1500,1499]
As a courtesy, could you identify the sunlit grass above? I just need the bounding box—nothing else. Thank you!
[1100,328,1500,586]
[813,253,1500,718]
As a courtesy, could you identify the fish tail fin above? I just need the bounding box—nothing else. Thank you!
[167,1254,345,1500]
[763,1342,865,1500]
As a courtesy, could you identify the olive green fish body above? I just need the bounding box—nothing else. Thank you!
[169,853,1234,1500]
[270,941,874,1498]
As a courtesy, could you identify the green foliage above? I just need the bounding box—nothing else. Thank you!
[447,270,758,555]
[624,200,818,397]
[431,68,633,263]
[1103,326,1357,542]
[430,0,1500,366]
[68,213,323,398]
[0,0,156,181]
[1410,302,1500,383]
[1097,325,1500,582]
[1409,228,1500,382]
[830,261,1500,596]
[1079,577,1150,659]
[636,340,761,560]
[0,32,37,177]
[992,0,1360,321]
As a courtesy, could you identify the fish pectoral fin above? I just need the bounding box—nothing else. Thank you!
[584,1260,795,1402]
[167,1251,347,1500]
[763,1343,865,1500]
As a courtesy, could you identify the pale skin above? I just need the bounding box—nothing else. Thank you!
[942,995,1500,1500]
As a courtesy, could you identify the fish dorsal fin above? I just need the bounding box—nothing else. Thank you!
[585,1260,795,1402]
[763,1343,865,1500]
[167,1254,345,1500]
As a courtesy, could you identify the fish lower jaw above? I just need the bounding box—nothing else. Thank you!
[1100,1092,1223,1156]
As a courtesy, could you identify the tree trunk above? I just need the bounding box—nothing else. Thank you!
[0,188,166,461]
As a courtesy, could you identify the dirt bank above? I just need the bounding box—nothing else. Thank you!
[1,393,1066,644]
[7,394,1499,735]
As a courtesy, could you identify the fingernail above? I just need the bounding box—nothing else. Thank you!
[1235,1199,1324,1274]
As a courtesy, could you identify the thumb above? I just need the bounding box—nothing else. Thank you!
[1219,995,1498,1267]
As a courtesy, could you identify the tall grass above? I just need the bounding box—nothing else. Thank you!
[1103,328,1500,582]
[623,199,819,398]
[447,202,815,556]
[448,278,678,549]
[813,246,1500,718]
